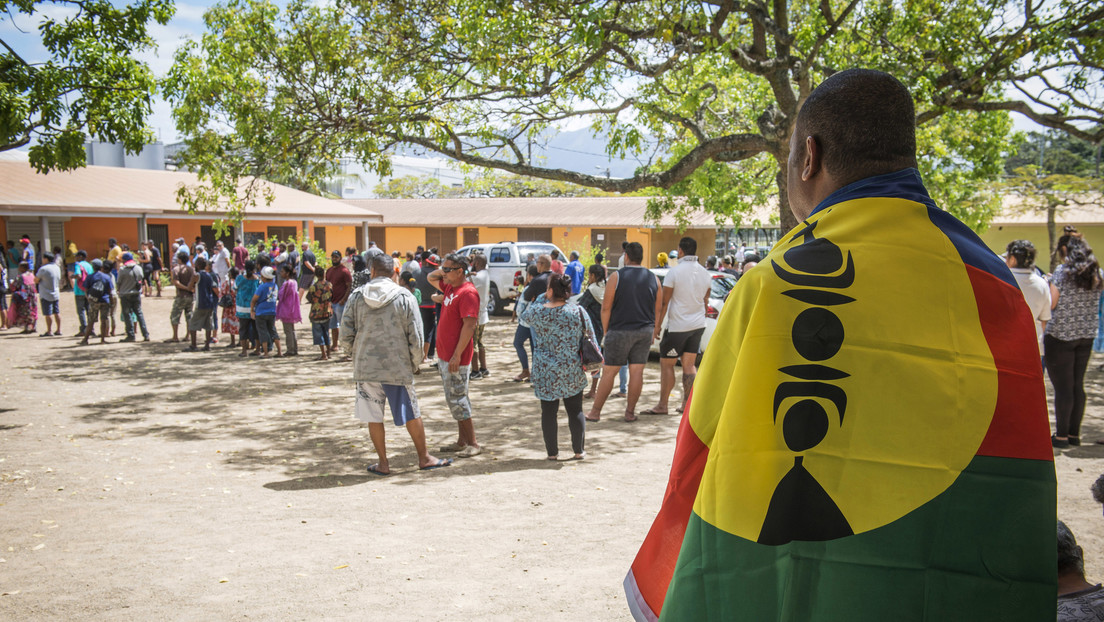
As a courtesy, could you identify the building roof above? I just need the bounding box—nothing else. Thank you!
[0,161,380,224]
[990,192,1104,225]
[344,196,778,229]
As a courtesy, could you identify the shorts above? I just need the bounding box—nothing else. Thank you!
[437,360,473,421]
[171,294,194,325]
[238,316,256,341]
[658,327,705,359]
[354,382,421,426]
[312,322,331,346]
[329,302,345,329]
[89,301,111,325]
[188,307,214,332]
[40,298,59,315]
[473,323,486,350]
[602,328,653,367]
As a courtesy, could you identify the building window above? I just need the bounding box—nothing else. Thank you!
[517,227,552,243]
[267,226,298,242]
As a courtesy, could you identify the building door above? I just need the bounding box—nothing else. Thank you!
[425,227,458,253]
[517,227,552,243]
[313,227,327,254]
[148,224,169,263]
[590,228,627,255]
[200,225,235,251]
[354,226,363,250]
[463,227,479,247]
[369,227,386,253]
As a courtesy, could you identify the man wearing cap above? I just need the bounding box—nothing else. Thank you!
[117,252,150,342]
[413,252,441,362]
[34,251,62,336]
[20,236,35,268]
[325,249,353,354]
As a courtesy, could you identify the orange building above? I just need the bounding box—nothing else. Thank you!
[0,161,381,262]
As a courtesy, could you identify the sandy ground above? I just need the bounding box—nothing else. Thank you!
[1,291,1103,620]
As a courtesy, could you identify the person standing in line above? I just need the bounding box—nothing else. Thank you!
[306,266,333,360]
[117,253,149,342]
[413,253,440,362]
[275,263,301,356]
[138,242,153,296]
[1005,239,1051,362]
[340,252,452,474]
[71,250,94,335]
[20,236,35,270]
[184,257,218,352]
[550,250,565,275]
[522,273,592,461]
[78,261,113,345]
[34,251,62,336]
[575,263,607,398]
[585,242,661,423]
[1057,521,1104,620]
[642,236,713,416]
[298,241,316,302]
[510,264,540,383]
[168,251,195,343]
[147,240,163,297]
[401,251,420,275]
[212,240,231,284]
[251,266,281,357]
[231,238,249,271]
[9,261,38,333]
[220,266,240,348]
[565,251,585,295]
[428,253,483,458]
[325,250,352,356]
[469,253,492,379]
[235,259,259,357]
[106,237,123,268]
[1045,234,1103,448]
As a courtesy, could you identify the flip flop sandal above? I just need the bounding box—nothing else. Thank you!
[638,408,668,415]
[366,464,391,476]
[420,458,453,471]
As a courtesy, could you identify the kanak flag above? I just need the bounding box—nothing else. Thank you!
[625,170,1056,621]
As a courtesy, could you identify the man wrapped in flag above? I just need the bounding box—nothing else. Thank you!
[625,69,1056,621]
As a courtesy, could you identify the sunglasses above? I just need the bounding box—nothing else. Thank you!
[441,266,462,273]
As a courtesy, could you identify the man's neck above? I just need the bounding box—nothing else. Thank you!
[1059,573,1098,596]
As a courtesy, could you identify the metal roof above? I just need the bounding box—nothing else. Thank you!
[0,161,381,224]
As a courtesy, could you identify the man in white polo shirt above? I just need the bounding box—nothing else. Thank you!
[641,236,712,416]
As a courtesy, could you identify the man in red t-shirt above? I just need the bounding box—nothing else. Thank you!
[429,253,482,457]
[232,238,249,270]
[325,250,353,355]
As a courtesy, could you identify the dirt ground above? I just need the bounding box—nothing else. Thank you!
[1,291,1103,620]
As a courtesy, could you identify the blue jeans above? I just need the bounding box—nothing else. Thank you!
[74,294,89,332]
[513,324,532,371]
[619,365,628,394]
[119,293,149,338]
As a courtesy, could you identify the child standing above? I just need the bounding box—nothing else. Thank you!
[251,266,281,358]
[305,266,333,361]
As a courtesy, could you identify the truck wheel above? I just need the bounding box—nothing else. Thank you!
[488,285,504,316]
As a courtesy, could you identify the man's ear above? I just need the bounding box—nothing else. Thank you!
[801,135,822,181]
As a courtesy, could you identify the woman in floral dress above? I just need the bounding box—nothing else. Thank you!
[220,267,240,347]
[7,262,38,333]
[521,273,593,461]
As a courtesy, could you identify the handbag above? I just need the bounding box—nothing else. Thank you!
[576,307,604,372]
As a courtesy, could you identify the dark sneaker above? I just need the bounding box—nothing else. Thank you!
[469,370,484,380]
[120,336,136,342]
[478,369,490,377]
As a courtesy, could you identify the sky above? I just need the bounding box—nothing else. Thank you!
[3,1,1047,158]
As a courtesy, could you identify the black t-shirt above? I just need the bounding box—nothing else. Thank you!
[301,250,316,272]
[523,271,553,302]
[150,246,163,270]
[413,267,437,307]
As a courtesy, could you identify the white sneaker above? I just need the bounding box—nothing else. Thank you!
[457,445,483,458]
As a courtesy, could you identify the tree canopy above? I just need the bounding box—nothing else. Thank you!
[166,0,1104,231]
[1,0,174,171]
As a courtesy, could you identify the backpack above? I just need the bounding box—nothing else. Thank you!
[76,264,89,290]
[89,275,106,298]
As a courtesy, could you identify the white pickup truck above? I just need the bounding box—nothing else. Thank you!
[456,241,565,315]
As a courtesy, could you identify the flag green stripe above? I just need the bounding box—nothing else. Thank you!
[661,456,1056,621]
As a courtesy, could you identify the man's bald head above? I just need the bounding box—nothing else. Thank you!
[795,69,918,186]
[537,254,552,271]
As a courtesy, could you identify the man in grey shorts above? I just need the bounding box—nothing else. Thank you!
[585,241,662,422]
